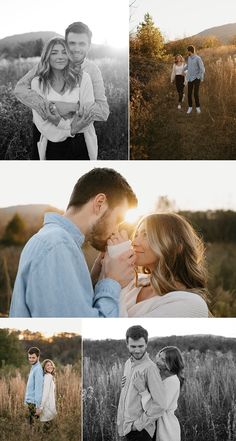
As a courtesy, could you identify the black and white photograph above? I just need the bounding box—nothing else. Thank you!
[83,318,236,441]
[0,0,128,160]
[0,318,82,441]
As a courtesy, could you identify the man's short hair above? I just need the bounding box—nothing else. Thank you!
[67,168,138,210]
[187,45,195,53]
[28,347,40,357]
[126,326,148,343]
[65,22,92,44]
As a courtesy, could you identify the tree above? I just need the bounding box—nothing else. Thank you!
[135,13,165,59]
[155,195,177,212]
[0,255,12,315]
[2,213,27,245]
[0,329,26,367]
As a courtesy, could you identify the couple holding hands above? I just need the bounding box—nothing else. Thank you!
[9,167,209,319]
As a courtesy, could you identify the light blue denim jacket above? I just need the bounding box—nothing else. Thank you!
[185,54,205,81]
[25,361,44,407]
[9,213,120,317]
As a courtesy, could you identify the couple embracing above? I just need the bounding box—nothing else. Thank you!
[14,21,108,160]
[25,347,56,428]
[118,326,184,441]
[10,167,209,318]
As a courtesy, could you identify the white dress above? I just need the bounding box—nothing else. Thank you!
[40,373,57,422]
[141,375,181,441]
[120,276,208,317]
[31,72,98,160]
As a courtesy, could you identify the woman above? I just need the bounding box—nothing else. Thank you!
[171,55,187,110]
[133,346,184,441]
[31,37,97,160]
[107,213,209,317]
[40,359,57,425]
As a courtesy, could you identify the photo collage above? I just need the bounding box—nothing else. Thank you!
[0,0,236,440]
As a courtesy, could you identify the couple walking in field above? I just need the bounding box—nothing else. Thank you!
[117,325,184,441]
[171,45,205,114]
[9,167,210,319]
[25,347,56,429]
[14,21,108,160]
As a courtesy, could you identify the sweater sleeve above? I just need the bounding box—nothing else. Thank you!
[40,374,52,410]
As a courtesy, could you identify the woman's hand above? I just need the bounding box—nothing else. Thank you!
[107,230,129,246]
[45,102,61,126]
[133,371,146,393]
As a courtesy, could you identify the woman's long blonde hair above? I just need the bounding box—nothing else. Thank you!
[135,213,209,301]
[37,37,80,93]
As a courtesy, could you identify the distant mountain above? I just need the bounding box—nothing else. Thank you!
[0,31,127,59]
[0,31,61,51]
[193,22,236,44]
[0,204,62,235]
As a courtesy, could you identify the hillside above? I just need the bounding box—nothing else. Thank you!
[0,31,61,52]
[193,22,236,43]
[0,204,62,235]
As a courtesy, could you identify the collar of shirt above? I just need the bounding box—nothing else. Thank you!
[130,352,150,367]
[44,213,85,248]
[30,360,41,371]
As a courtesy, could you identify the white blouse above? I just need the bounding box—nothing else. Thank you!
[120,276,208,317]
[171,63,187,82]
[40,373,57,422]
[31,72,97,160]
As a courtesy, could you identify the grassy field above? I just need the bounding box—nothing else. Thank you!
[0,365,81,441]
[0,241,236,317]
[83,346,236,441]
[0,55,128,160]
[130,46,236,159]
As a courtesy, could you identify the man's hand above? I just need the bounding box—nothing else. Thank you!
[44,102,61,125]
[102,248,136,288]
[35,407,41,416]
[107,229,129,246]
[54,101,78,118]
[121,375,126,388]
[70,110,94,135]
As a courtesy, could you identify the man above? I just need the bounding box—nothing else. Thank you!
[14,21,109,159]
[117,326,166,441]
[10,168,137,317]
[25,347,44,425]
[185,45,205,114]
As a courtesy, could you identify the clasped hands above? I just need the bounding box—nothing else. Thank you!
[90,230,136,288]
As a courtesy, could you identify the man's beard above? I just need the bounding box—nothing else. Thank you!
[86,212,111,252]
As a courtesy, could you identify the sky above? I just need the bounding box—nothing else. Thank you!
[130,0,236,41]
[82,318,236,340]
[0,318,82,337]
[0,0,128,48]
[0,161,235,223]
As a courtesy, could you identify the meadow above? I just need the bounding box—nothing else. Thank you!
[0,55,128,160]
[0,364,81,441]
[130,45,236,159]
[1,241,236,317]
[83,343,236,441]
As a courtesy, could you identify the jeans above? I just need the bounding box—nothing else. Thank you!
[175,75,185,103]
[126,429,154,441]
[31,124,89,160]
[188,78,201,107]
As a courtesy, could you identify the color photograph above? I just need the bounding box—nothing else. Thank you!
[130,0,236,159]
[0,161,235,318]
[0,0,128,160]
[0,319,82,441]
[83,318,236,441]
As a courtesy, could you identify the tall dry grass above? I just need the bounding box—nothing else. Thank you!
[131,45,236,159]
[0,365,81,441]
[83,349,236,441]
